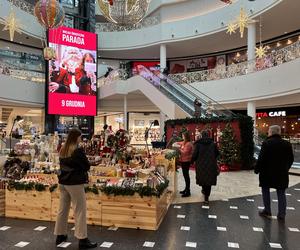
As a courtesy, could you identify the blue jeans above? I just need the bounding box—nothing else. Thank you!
[262,187,286,217]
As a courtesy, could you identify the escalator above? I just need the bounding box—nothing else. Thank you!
[136,65,236,119]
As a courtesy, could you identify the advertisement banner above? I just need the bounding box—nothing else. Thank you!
[48,26,97,116]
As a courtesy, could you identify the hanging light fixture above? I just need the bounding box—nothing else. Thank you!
[97,0,151,26]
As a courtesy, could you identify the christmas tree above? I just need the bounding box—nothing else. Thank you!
[219,123,239,167]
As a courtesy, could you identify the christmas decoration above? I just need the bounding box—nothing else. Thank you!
[165,115,254,170]
[255,18,267,59]
[34,0,65,29]
[226,22,237,35]
[34,0,65,60]
[256,45,267,59]
[220,0,233,4]
[43,47,56,60]
[98,0,151,26]
[219,123,239,168]
[2,9,22,41]
[226,8,250,38]
[237,8,249,38]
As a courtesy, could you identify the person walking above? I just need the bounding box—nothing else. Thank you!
[255,125,294,221]
[54,128,97,249]
[192,130,219,204]
[178,131,193,197]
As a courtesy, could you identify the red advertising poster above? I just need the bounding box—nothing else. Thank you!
[132,61,160,75]
[48,26,97,116]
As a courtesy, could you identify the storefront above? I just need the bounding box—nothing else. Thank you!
[255,107,300,138]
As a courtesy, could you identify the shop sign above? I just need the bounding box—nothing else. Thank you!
[256,111,286,118]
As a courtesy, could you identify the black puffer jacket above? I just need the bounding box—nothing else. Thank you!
[58,147,90,185]
[192,138,219,186]
[255,134,294,189]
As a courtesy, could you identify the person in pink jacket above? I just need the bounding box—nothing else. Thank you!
[178,132,193,197]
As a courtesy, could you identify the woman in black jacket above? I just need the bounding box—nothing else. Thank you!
[54,129,97,249]
[192,130,219,205]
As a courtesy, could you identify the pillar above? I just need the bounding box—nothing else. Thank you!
[247,21,256,61]
[247,101,256,127]
[123,95,128,131]
[160,44,167,72]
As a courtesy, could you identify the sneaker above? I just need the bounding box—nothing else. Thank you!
[56,235,68,245]
[181,191,191,197]
[79,238,97,249]
[258,210,272,218]
[203,200,209,205]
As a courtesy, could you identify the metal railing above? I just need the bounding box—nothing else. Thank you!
[7,0,34,14]
[170,40,300,84]
[0,61,44,84]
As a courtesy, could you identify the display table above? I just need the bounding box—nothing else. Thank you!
[3,154,177,230]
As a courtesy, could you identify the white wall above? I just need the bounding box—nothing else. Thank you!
[98,0,279,50]
[0,74,44,105]
[100,75,187,119]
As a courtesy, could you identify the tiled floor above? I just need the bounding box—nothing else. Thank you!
[174,170,300,204]
[0,182,300,250]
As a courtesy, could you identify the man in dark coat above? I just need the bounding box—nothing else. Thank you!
[192,130,219,204]
[255,125,294,221]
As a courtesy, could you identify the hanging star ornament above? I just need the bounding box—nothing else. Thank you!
[2,9,22,41]
[226,22,237,35]
[256,45,267,59]
[237,8,249,38]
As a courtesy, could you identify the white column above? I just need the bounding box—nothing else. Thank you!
[247,101,256,127]
[123,95,128,131]
[159,112,167,140]
[247,21,256,61]
[160,44,167,72]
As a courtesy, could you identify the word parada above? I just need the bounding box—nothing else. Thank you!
[62,34,85,45]
[256,111,286,118]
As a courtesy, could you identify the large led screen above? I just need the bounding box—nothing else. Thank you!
[48,26,97,116]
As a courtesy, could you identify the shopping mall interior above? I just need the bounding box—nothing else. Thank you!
[0,0,300,249]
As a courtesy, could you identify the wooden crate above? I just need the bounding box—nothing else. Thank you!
[51,190,102,226]
[101,191,168,230]
[5,189,51,221]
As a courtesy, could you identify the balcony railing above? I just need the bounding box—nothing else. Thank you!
[95,16,160,32]
[7,0,34,14]
[0,61,44,84]
[169,40,300,84]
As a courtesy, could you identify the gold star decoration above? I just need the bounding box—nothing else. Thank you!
[237,8,249,38]
[255,45,267,59]
[226,22,237,35]
[2,9,22,41]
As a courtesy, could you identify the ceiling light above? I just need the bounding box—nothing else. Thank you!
[287,39,292,45]
[276,42,281,47]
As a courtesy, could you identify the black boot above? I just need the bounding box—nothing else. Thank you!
[79,238,97,249]
[180,189,186,194]
[181,190,191,197]
[56,235,68,245]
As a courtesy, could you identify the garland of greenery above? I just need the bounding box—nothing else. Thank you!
[84,185,99,195]
[7,181,47,192]
[164,114,254,169]
[100,180,169,198]
[6,180,169,198]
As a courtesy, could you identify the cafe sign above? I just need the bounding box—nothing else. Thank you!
[256,111,287,118]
